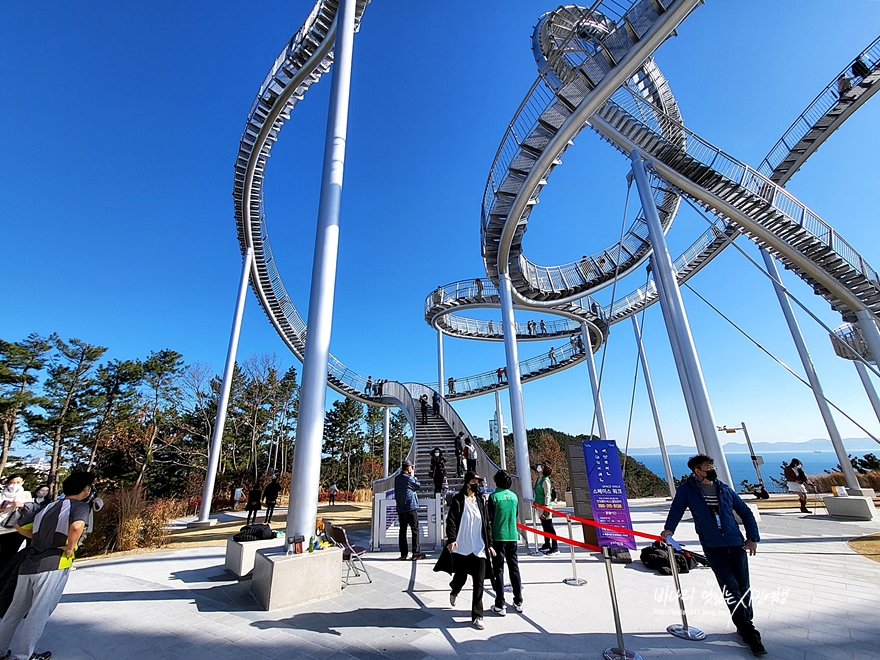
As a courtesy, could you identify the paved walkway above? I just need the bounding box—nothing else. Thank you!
[40,504,880,660]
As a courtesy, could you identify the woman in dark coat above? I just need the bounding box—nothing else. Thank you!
[429,448,447,494]
[445,471,494,630]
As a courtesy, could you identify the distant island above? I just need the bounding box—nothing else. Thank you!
[628,437,879,454]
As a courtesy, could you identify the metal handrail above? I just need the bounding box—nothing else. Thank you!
[757,36,880,179]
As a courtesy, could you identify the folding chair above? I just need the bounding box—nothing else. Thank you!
[330,525,372,587]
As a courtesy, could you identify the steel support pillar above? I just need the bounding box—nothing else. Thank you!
[761,250,860,490]
[196,247,253,524]
[498,272,531,503]
[854,361,880,425]
[382,406,390,478]
[583,323,609,440]
[856,309,880,375]
[438,329,445,396]
[630,151,730,485]
[631,315,675,498]
[286,0,357,542]
[495,389,507,471]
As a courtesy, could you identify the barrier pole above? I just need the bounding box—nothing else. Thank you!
[664,541,705,641]
[563,513,586,586]
[529,508,544,555]
[602,546,643,660]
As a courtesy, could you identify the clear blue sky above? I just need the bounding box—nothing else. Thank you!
[2,1,880,453]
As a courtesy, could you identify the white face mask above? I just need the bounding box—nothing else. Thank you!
[7,484,22,493]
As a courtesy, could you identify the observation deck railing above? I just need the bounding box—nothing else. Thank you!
[757,37,880,181]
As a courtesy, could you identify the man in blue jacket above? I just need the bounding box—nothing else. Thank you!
[395,460,426,560]
[661,454,766,657]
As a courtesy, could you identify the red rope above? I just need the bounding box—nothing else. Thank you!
[516,523,601,552]
[532,502,662,542]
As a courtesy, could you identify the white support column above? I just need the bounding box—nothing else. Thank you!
[761,250,859,490]
[194,248,253,525]
[382,406,390,479]
[631,315,676,498]
[855,361,880,425]
[495,389,507,471]
[286,0,357,542]
[498,272,531,502]
[437,329,445,396]
[630,151,731,486]
[856,309,880,373]
[582,323,609,440]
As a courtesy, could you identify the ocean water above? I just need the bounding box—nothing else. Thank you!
[628,450,876,492]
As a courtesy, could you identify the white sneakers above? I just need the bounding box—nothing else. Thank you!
[491,605,506,616]
[472,617,485,630]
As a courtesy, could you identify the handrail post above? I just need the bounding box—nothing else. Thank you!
[563,513,587,586]
[601,545,643,660]
[664,540,705,641]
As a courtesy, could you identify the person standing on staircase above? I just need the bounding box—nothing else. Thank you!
[430,448,447,495]
[395,460,425,561]
[432,391,441,417]
[464,437,477,473]
[419,394,429,425]
[454,433,465,478]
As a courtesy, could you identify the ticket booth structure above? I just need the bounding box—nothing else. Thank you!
[371,490,443,552]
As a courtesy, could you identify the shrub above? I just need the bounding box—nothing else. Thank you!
[807,471,880,493]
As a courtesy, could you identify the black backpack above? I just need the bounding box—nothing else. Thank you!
[639,540,704,575]
[233,523,277,542]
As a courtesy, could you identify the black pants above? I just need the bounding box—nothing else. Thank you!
[450,552,486,621]
[264,501,276,523]
[0,532,24,571]
[433,477,443,494]
[421,407,428,424]
[455,454,462,477]
[245,509,259,526]
[492,541,522,607]
[703,545,754,634]
[466,459,476,473]
[540,517,558,551]
[398,509,420,558]
[329,493,336,505]
[433,403,440,417]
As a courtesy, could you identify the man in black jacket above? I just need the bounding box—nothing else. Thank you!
[445,471,495,630]
[263,476,282,523]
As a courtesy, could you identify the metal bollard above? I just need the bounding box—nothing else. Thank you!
[664,539,705,640]
[563,513,586,586]
[601,546,643,660]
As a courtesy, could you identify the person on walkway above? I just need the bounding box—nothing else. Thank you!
[487,320,494,335]
[534,465,558,554]
[365,376,372,395]
[661,454,766,657]
[447,377,455,394]
[539,319,547,334]
[0,471,95,660]
[447,471,495,630]
[570,336,577,354]
[432,391,441,417]
[784,458,810,514]
[263,476,282,523]
[395,460,425,561]
[548,347,557,366]
[245,484,262,526]
[328,483,339,506]
[430,448,448,495]
[496,367,504,384]
[464,437,477,473]
[489,470,523,615]
[838,73,852,96]
[0,475,32,571]
[474,279,483,300]
[576,334,584,354]
[853,56,871,79]
[454,432,465,478]
[419,394,429,425]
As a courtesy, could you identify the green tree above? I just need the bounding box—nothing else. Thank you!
[0,334,52,479]
[85,358,144,470]
[25,335,107,496]
[134,349,184,488]
[322,398,365,492]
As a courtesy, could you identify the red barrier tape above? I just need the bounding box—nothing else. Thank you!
[533,502,663,542]
[516,522,600,553]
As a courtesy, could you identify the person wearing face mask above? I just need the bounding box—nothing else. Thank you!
[445,471,494,630]
[661,455,765,657]
[783,458,810,513]
[429,448,447,495]
[0,475,32,571]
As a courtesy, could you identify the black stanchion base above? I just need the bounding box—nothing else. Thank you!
[667,623,706,640]
[603,648,643,660]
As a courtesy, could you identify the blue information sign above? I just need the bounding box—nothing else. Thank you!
[582,440,636,550]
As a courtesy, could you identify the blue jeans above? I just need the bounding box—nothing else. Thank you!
[703,545,754,634]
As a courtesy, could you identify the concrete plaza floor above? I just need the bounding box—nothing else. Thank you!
[39,502,880,660]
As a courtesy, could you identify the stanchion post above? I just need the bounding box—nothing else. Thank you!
[602,546,643,660]
[563,513,586,586]
[664,540,705,641]
[529,507,544,555]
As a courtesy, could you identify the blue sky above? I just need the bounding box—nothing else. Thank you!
[2,1,880,453]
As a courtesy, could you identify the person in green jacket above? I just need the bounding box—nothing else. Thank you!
[534,465,558,554]
[488,470,523,614]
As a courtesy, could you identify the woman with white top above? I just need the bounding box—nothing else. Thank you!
[445,471,495,630]
[0,474,32,568]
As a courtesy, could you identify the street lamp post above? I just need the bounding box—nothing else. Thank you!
[717,423,769,498]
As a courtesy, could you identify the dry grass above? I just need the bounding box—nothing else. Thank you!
[848,533,880,563]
